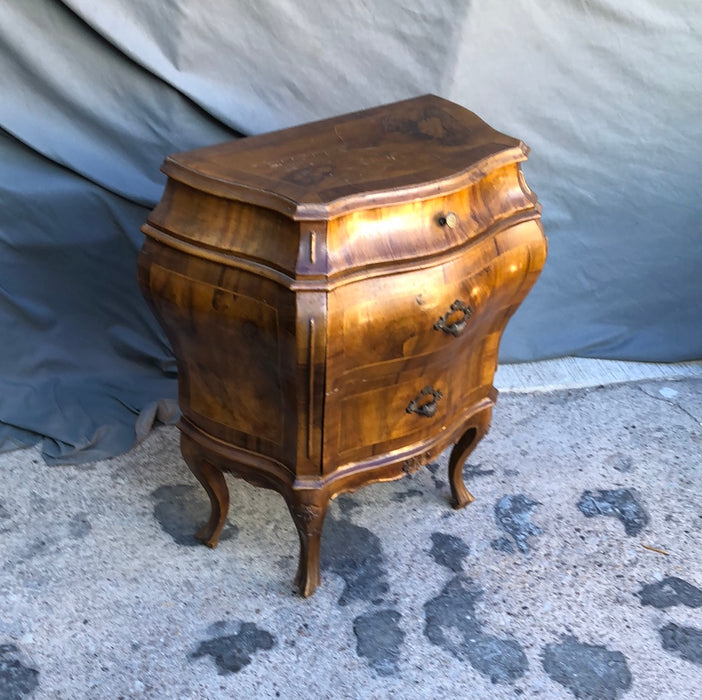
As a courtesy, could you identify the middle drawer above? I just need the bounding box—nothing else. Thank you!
[326,245,497,385]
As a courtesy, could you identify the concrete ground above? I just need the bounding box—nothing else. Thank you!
[1,361,701,698]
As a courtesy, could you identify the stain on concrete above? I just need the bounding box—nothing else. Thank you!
[429,532,470,573]
[463,462,495,478]
[321,514,389,606]
[0,501,10,520]
[0,644,39,698]
[494,494,542,554]
[636,577,702,609]
[466,635,530,685]
[353,609,405,676]
[23,535,60,560]
[190,621,275,674]
[425,462,445,490]
[151,485,237,546]
[541,635,631,699]
[335,494,361,515]
[391,488,424,503]
[424,575,528,684]
[577,489,648,536]
[605,453,634,473]
[490,537,516,554]
[29,492,48,513]
[68,512,92,539]
[659,623,702,665]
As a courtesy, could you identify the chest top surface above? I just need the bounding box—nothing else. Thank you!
[161,94,526,220]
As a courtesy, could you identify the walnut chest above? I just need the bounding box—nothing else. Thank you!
[138,94,547,596]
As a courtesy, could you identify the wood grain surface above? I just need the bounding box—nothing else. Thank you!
[160,94,527,220]
[139,95,547,596]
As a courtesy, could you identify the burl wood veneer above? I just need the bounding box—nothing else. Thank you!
[138,95,547,596]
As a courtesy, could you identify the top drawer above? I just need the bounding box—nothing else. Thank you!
[322,162,537,283]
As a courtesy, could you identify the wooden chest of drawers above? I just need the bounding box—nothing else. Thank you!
[138,95,547,596]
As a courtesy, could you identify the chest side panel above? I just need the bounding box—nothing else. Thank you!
[144,180,301,280]
[139,240,298,467]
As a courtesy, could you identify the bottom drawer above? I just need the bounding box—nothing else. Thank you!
[324,330,501,470]
[336,371,452,457]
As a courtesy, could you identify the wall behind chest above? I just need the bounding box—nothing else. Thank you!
[1,0,699,462]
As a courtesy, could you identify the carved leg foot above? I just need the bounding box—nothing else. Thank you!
[181,434,230,548]
[288,492,328,597]
[448,406,492,509]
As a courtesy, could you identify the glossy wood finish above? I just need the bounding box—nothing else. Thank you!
[138,95,547,596]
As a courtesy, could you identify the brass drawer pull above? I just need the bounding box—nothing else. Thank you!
[406,385,443,418]
[434,299,473,337]
[437,212,458,228]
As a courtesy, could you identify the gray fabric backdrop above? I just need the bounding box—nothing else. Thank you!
[1,0,700,463]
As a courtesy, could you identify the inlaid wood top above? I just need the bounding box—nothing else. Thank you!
[161,94,527,220]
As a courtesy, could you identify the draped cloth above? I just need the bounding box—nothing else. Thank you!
[1,1,700,463]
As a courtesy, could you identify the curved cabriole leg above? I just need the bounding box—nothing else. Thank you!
[448,407,492,510]
[181,434,230,548]
[288,492,329,598]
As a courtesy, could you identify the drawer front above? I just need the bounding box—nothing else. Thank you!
[336,364,452,457]
[330,263,481,378]
[330,346,492,463]
[327,229,525,385]
[324,162,536,280]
